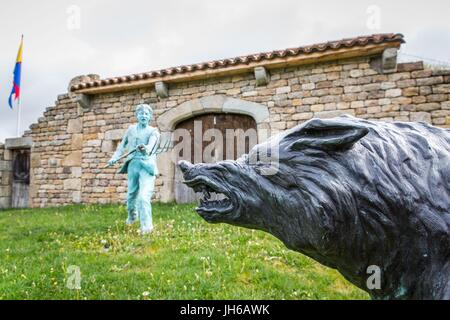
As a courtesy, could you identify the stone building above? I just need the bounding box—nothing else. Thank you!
[0,33,449,209]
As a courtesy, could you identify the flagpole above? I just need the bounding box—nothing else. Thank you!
[16,96,21,137]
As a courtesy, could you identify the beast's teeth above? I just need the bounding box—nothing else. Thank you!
[216,193,226,200]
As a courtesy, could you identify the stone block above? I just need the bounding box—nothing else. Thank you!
[3,149,12,161]
[380,82,396,90]
[256,122,271,142]
[63,151,82,167]
[0,197,11,209]
[309,74,327,82]
[412,96,427,104]
[48,158,59,167]
[351,101,364,109]
[432,84,450,94]
[75,93,91,110]
[367,106,381,114]
[222,97,269,123]
[31,154,41,167]
[271,122,286,130]
[337,102,350,110]
[385,89,402,98]
[71,167,82,178]
[242,91,257,97]
[381,48,398,73]
[410,112,432,123]
[302,83,315,90]
[87,139,102,147]
[5,137,33,149]
[442,101,450,110]
[72,191,82,203]
[105,129,125,141]
[396,79,416,88]
[397,61,423,72]
[350,69,363,78]
[276,86,291,94]
[64,179,81,191]
[416,103,440,112]
[155,81,169,98]
[72,134,83,150]
[411,70,433,78]
[427,94,447,103]
[417,77,443,86]
[67,118,83,134]
[0,160,12,171]
[0,186,11,197]
[362,83,381,91]
[254,67,270,86]
[1,173,11,186]
[302,97,319,105]
[420,86,432,95]
[199,95,224,113]
[101,140,116,153]
[292,113,313,120]
[311,104,324,112]
[314,110,355,118]
[402,87,419,97]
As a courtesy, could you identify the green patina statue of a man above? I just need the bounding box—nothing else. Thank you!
[108,104,160,234]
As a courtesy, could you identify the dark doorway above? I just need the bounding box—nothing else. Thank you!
[12,149,30,208]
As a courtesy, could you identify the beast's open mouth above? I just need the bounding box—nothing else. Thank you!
[183,176,235,215]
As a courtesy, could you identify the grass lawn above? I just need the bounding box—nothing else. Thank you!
[0,203,368,300]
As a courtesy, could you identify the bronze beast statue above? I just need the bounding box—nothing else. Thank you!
[179,115,450,299]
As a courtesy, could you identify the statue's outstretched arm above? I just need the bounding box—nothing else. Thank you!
[140,130,160,156]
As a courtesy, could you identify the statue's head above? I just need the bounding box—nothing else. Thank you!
[135,104,153,125]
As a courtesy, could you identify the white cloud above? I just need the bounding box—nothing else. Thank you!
[0,0,449,142]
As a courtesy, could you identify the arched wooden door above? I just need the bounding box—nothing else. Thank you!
[174,113,257,203]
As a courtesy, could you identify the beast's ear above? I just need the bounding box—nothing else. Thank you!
[287,118,369,151]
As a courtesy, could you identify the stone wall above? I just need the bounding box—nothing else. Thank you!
[27,56,450,208]
[26,94,82,207]
[0,144,12,209]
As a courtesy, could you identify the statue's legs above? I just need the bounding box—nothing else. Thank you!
[136,167,156,234]
[126,159,156,233]
[126,160,140,224]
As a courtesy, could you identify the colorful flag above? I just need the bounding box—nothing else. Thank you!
[8,36,23,109]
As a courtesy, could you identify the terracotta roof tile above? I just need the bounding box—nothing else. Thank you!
[70,33,404,92]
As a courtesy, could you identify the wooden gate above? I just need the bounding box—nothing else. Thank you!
[11,150,30,208]
[174,113,257,203]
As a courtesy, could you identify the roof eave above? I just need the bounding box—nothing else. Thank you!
[72,41,402,95]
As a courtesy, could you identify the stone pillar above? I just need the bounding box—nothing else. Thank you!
[0,144,12,209]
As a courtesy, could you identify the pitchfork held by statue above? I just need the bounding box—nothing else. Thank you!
[102,138,171,169]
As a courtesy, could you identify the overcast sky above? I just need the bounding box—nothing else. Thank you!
[0,0,449,142]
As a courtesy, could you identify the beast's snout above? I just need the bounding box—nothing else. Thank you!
[178,160,194,174]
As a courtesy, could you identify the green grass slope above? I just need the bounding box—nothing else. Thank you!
[0,203,368,300]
